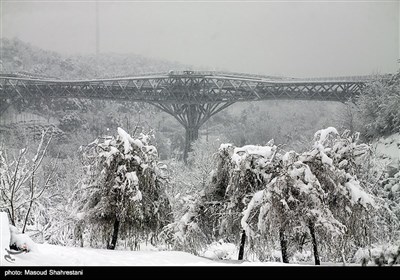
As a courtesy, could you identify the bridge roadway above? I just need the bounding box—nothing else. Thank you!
[0,70,376,161]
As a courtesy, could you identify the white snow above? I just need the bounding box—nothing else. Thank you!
[4,243,295,266]
[219,143,232,151]
[282,151,297,165]
[1,212,11,261]
[99,146,119,166]
[76,212,85,220]
[9,225,37,252]
[321,152,333,166]
[314,142,333,167]
[131,190,142,201]
[344,177,375,207]
[314,127,338,145]
[117,127,143,153]
[241,190,264,233]
[201,240,238,260]
[118,127,133,153]
[372,133,400,171]
[126,171,139,186]
[232,145,275,166]
[144,145,158,156]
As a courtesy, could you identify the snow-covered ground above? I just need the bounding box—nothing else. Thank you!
[1,243,294,266]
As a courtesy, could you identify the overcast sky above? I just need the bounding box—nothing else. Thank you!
[1,0,399,77]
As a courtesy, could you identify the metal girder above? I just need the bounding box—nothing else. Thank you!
[0,71,380,162]
[148,101,235,162]
[0,71,374,105]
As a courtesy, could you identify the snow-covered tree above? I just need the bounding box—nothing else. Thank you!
[217,141,279,243]
[0,128,56,233]
[72,127,172,250]
[159,137,223,254]
[300,128,381,261]
[161,127,395,264]
[241,151,346,264]
[354,242,400,266]
[160,140,281,255]
[355,73,400,139]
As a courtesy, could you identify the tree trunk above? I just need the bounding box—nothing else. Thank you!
[108,219,120,250]
[183,126,199,164]
[22,176,35,233]
[238,229,246,260]
[279,227,289,263]
[308,222,320,265]
[22,200,33,233]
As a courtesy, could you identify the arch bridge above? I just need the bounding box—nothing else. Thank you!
[0,71,376,161]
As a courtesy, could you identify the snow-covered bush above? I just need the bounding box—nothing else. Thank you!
[292,250,313,263]
[72,127,172,250]
[201,239,238,260]
[9,224,37,252]
[217,140,280,243]
[241,139,347,264]
[353,243,400,266]
[159,137,225,254]
[159,191,214,255]
[0,128,56,235]
[216,127,379,263]
[162,127,395,263]
[355,73,400,139]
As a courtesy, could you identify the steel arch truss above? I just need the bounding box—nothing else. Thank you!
[0,72,370,104]
[0,71,375,162]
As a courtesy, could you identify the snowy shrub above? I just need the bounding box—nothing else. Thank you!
[241,147,346,264]
[163,127,395,264]
[0,128,57,235]
[355,73,400,139]
[72,127,172,250]
[159,192,213,255]
[217,140,280,243]
[160,137,226,254]
[201,240,238,260]
[215,127,380,264]
[9,225,37,252]
[292,250,313,263]
[298,128,380,261]
[353,243,400,266]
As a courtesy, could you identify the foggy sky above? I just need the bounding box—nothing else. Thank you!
[1,0,399,77]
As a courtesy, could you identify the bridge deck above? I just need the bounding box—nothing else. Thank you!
[0,71,377,104]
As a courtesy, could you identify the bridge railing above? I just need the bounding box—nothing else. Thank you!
[0,70,387,84]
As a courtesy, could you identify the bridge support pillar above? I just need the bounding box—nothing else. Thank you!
[150,102,234,163]
[184,125,199,163]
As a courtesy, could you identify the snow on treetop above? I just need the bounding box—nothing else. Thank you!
[76,212,85,220]
[282,151,297,165]
[117,127,143,153]
[234,145,275,158]
[231,145,275,166]
[126,171,139,186]
[345,177,375,207]
[241,190,265,235]
[219,143,232,151]
[313,127,338,145]
[144,145,158,156]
